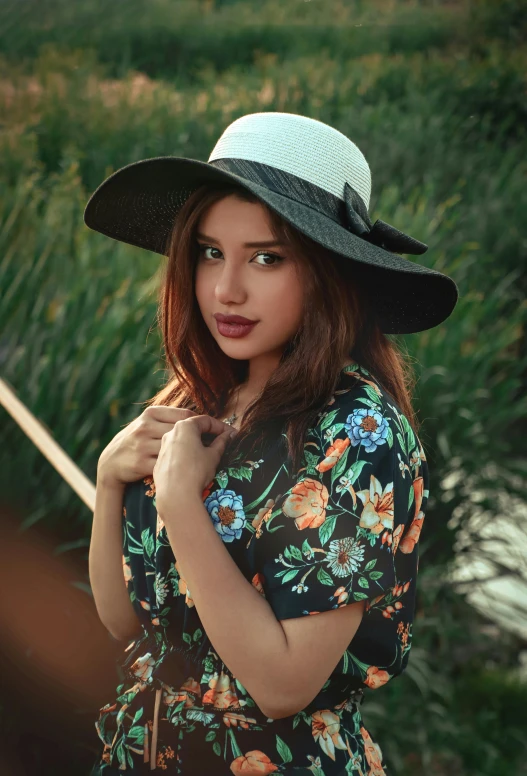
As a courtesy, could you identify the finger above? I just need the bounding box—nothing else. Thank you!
[210,427,237,451]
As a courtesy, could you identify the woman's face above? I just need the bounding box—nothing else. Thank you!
[194,194,304,367]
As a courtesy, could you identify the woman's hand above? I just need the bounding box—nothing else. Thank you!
[97,405,202,488]
[153,414,237,514]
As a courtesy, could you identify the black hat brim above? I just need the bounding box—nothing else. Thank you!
[84,156,458,335]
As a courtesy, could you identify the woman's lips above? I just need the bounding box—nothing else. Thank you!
[215,319,258,338]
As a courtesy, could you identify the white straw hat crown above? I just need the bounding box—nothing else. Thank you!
[208,112,372,210]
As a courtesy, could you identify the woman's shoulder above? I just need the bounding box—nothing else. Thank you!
[312,362,426,466]
[321,362,403,422]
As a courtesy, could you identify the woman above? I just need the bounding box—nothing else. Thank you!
[86,112,458,774]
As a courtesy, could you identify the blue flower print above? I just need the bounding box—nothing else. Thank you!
[204,487,247,542]
[345,408,390,453]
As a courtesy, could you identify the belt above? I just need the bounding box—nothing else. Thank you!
[146,680,364,770]
[122,635,365,770]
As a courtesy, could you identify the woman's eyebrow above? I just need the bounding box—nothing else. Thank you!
[196,232,285,248]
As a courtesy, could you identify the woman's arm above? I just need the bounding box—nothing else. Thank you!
[89,469,143,642]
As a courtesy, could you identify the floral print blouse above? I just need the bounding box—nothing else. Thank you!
[91,362,429,775]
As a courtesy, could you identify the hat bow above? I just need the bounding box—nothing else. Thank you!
[343,181,428,256]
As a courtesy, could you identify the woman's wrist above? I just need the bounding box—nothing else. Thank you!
[96,459,126,491]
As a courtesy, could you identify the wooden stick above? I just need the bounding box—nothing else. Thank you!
[0,377,96,513]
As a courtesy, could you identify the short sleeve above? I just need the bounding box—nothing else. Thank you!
[256,385,411,622]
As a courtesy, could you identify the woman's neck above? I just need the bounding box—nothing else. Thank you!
[221,358,355,428]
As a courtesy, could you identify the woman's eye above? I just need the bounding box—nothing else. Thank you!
[197,245,283,267]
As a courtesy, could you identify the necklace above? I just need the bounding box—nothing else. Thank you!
[222,384,241,426]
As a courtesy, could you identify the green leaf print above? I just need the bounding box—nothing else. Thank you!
[281,568,301,583]
[319,514,337,546]
[216,472,228,489]
[127,524,144,555]
[331,444,351,484]
[364,384,383,405]
[289,544,303,561]
[401,413,416,453]
[276,735,293,764]
[358,576,369,588]
[245,463,287,512]
[317,566,334,586]
[302,538,313,557]
[353,591,368,600]
[276,568,296,577]
[346,458,368,486]
[356,397,380,411]
[385,425,394,449]
[141,528,154,559]
[370,571,383,580]
[396,431,407,459]
[113,740,127,770]
[132,708,144,724]
[304,449,321,474]
[127,724,145,746]
[365,559,377,571]
[320,408,339,431]
[228,465,254,482]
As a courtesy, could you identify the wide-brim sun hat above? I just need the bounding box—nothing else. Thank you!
[84,111,458,335]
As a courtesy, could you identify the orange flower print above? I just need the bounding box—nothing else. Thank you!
[411,476,424,520]
[202,671,241,710]
[399,476,425,554]
[364,666,391,689]
[250,499,275,538]
[174,560,195,607]
[311,709,348,760]
[397,621,411,648]
[230,749,279,774]
[122,555,132,584]
[316,436,351,473]
[398,520,423,554]
[162,677,201,708]
[251,572,266,596]
[356,475,394,535]
[282,477,329,530]
[144,474,155,498]
[156,744,175,770]
[202,480,215,500]
[223,712,258,729]
[360,726,386,776]
[392,523,404,555]
[130,653,156,683]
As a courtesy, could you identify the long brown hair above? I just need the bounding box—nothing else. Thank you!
[141,182,420,475]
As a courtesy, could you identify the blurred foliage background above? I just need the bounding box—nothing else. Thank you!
[1,0,526,773]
